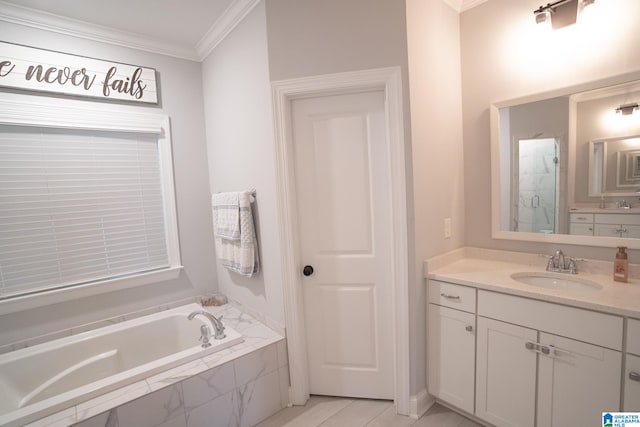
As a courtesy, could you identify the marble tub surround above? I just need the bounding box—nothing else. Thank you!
[23,304,289,427]
[425,247,640,317]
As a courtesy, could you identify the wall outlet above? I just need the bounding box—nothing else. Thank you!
[444,217,452,239]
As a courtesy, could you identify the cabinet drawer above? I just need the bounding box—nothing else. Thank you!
[428,280,476,313]
[478,290,623,350]
[628,318,640,356]
[570,213,594,223]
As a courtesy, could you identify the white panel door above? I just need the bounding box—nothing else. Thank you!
[537,332,621,427]
[476,317,537,427]
[292,91,393,398]
[428,304,476,414]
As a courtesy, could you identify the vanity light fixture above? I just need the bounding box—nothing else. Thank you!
[534,0,595,28]
[616,103,639,116]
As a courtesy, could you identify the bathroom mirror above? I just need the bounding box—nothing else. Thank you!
[589,136,640,196]
[491,72,640,248]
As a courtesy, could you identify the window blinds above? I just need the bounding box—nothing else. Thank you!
[0,125,169,298]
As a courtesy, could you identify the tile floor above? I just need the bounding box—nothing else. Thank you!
[256,396,483,427]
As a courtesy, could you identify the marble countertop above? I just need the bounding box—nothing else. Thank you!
[569,206,640,214]
[424,247,640,319]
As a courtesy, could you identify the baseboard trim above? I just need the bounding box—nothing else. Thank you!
[409,389,435,419]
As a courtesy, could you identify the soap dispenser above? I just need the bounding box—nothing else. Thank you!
[614,246,629,283]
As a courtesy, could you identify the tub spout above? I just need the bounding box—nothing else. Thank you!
[188,310,226,340]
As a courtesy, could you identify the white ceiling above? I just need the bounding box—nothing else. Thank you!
[0,0,487,61]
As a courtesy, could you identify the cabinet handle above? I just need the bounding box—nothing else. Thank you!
[541,346,550,355]
[525,341,536,350]
[440,293,460,300]
[630,372,640,382]
[465,325,473,332]
[576,216,587,220]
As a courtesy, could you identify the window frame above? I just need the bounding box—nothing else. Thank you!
[0,93,182,315]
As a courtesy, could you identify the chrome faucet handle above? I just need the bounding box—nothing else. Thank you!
[539,254,555,271]
[199,324,212,348]
[546,258,555,271]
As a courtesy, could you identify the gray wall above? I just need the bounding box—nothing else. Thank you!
[264,0,420,396]
[461,0,640,260]
[406,0,465,402]
[201,2,285,329]
[0,22,216,346]
[265,0,410,82]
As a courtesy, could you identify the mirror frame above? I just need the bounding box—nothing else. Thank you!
[490,71,640,249]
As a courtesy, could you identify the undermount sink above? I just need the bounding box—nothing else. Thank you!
[510,272,603,291]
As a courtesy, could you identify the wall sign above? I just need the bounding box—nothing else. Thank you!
[0,42,158,104]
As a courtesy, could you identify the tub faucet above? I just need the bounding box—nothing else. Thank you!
[188,310,226,341]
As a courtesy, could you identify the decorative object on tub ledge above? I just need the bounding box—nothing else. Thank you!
[211,190,260,277]
[200,293,228,307]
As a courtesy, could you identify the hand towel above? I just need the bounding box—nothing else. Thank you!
[212,191,260,277]
[211,192,240,240]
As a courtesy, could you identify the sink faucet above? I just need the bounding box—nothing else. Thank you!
[545,250,577,274]
[188,310,226,342]
[619,199,631,208]
[554,250,565,271]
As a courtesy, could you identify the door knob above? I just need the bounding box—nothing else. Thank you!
[303,265,314,276]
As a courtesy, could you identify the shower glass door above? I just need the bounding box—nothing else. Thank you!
[515,138,560,234]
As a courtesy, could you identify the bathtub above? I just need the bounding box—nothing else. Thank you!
[0,303,243,427]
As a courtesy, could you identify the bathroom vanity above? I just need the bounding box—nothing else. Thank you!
[425,248,640,427]
[569,208,640,238]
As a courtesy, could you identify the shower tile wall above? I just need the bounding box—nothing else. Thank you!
[517,139,558,233]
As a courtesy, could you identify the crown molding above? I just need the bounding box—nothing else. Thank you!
[461,0,489,12]
[195,0,261,61]
[443,0,488,13]
[0,1,200,61]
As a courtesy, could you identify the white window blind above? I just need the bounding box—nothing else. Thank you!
[0,124,170,299]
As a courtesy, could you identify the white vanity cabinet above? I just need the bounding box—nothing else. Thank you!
[569,213,594,236]
[427,281,476,414]
[476,317,537,427]
[476,291,623,427]
[625,318,640,411]
[568,212,640,237]
[593,213,640,238]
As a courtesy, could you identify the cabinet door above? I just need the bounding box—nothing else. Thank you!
[476,317,537,427]
[537,332,621,427]
[428,304,475,414]
[624,225,640,239]
[569,222,594,236]
[625,354,640,411]
[594,223,622,237]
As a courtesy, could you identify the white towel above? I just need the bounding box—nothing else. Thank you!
[212,192,240,240]
[211,191,260,277]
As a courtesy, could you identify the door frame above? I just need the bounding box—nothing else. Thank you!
[271,66,410,415]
